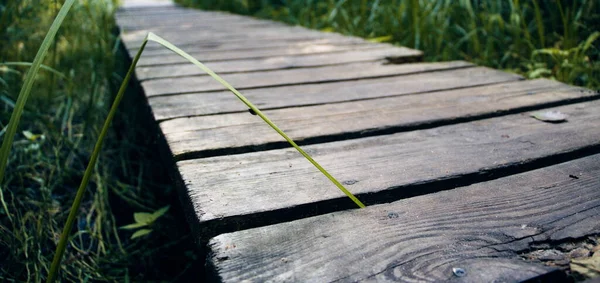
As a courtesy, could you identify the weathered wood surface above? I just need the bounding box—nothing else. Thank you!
[136,46,422,79]
[122,27,351,50]
[208,153,600,282]
[148,67,521,120]
[160,79,598,158]
[135,38,370,61]
[142,61,472,96]
[116,2,600,282]
[178,100,600,238]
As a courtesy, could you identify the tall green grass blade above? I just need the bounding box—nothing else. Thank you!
[0,62,69,81]
[46,34,150,283]
[145,32,365,209]
[0,0,76,186]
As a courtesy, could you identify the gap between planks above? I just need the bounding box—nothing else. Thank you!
[207,153,600,282]
[141,61,473,97]
[177,99,600,241]
[159,78,599,160]
[148,67,521,121]
[136,46,422,80]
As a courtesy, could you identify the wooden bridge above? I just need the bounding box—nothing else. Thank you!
[116,1,600,282]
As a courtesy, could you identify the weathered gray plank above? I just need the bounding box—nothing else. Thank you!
[128,32,364,52]
[178,100,600,239]
[136,46,423,80]
[117,11,259,28]
[148,67,521,121]
[121,25,341,49]
[120,21,281,36]
[208,153,600,282]
[120,21,321,44]
[161,79,599,158]
[142,61,473,96]
[135,39,372,65]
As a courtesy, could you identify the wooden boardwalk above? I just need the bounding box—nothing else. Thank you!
[116,2,600,282]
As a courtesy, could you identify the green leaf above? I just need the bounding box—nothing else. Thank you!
[368,35,393,43]
[120,222,148,230]
[22,130,44,142]
[151,205,170,219]
[0,0,76,186]
[130,229,153,239]
[134,212,155,224]
[48,14,151,283]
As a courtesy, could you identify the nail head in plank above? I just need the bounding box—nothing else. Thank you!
[161,79,598,158]
[179,100,600,238]
[142,61,473,96]
[208,153,600,282]
[149,67,521,121]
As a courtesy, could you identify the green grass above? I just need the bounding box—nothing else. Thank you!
[1,0,598,281]
[0,0,201,281]
[176,0,600,89]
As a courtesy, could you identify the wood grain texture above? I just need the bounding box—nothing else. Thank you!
[178,100,600,238]
[120,22,327,43]
[141,61,473,96]
[122,27,345,50]
[135,39,372,65]
[148,67,521,121]
[160,79,599,158]
[208,154,600,282]
[136,46,423,80]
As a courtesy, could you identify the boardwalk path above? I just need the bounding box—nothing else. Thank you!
[116,1,600,282]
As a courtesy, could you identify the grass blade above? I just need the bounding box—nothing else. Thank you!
[46,35,150,283]
[145,32,365,208]
[0,0,76,185]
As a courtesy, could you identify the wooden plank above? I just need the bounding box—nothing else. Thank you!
[135,39,372,65]
[120,23,335,46]
[177,100,600,239]
[120,21,280,35]
[141,61,473,96]
[148,67,521,121]
[119,20,282,33]
[126,33,362,52]
[117,11,258,28]
[161,79,600,158]
[207,153,600,282]
[136,46,423,80]
[123,33,339,52]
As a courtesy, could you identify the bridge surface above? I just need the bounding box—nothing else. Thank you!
[116,1,600,282]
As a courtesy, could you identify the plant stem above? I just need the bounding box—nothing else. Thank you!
[46,38,149,283]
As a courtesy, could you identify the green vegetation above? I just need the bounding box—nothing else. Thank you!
[176,0,600,89]
[1,0,597,281]
[1,0,200,281]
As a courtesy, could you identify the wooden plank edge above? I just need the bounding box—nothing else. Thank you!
[135,47,424,81]
[171,84,600,161]
[206,153,600,282]
[142,61,474,97]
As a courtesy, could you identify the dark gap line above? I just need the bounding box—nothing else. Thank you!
[174,93,600,162]
[138,55,423,82]
[127,38,368,55]
[133,36,342,51]
[145,64,474,98]
[138,42,392,64]
[196,143,600,245]
[154,75,521,123]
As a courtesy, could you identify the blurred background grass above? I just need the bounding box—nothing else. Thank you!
[0,0,201,281]
[177,0,600,89]
[0,0,598,281]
